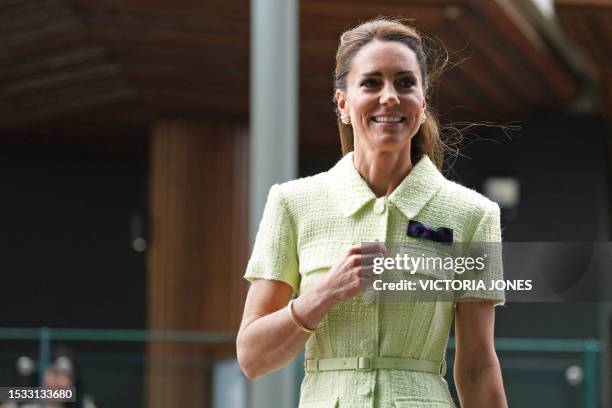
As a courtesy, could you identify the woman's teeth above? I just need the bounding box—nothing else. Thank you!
[372,116,403,123]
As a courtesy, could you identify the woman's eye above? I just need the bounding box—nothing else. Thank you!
[400,78,416,88]
[361,79,379,88]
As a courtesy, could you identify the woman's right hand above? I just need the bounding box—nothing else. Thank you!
[317,241,386,303]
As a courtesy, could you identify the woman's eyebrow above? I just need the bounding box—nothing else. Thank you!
[361,70,416,77]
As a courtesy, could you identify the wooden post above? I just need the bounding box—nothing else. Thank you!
[146,120,248,408]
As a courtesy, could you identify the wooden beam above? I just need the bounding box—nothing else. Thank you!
[301,2,448,25]
[474,0,577,100]
[1,64,122,94]
[89,26,248,47]
[0,18,84,48]
[0,87,138,126]
[146,119,248,408]
[0,45,107,80]
[556,0,612,6]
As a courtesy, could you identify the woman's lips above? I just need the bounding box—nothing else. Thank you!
[371,117,405,127]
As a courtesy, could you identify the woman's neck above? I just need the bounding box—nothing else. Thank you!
[352,147,414,198]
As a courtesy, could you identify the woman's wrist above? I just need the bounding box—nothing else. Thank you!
[292,281,336,329]
[287,299,316,334]
[310,278,339,310]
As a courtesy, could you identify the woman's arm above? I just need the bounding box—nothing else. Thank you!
[454,300,508,408]
[236,243,383,379]
[236,279,335,380]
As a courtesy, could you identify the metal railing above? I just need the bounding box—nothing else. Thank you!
[0,328,604,408]
[447,337,603,408]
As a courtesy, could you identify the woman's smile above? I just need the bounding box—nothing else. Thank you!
[371,115,406,131]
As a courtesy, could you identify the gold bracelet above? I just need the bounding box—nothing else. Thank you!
[287,299,316,334]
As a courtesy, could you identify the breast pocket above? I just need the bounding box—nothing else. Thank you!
[299,241,351,273]
[298,241,351,291]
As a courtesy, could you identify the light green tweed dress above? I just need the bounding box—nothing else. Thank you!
[244,152,505,408]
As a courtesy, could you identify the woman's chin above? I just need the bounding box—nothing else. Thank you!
[371,133,412,150]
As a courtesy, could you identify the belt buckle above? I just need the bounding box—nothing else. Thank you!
[357,356,372,371]
[305,359,319,373]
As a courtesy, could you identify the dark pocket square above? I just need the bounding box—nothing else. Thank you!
[407,220,453,244]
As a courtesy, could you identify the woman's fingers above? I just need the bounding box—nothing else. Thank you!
[326,243,388,301]
[360,252,385,266]
[346,241,386,256]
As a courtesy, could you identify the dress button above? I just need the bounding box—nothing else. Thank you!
[360,339,376,354]
[373,198,386,214]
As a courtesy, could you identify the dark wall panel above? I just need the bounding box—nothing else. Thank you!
[0,152,148,328]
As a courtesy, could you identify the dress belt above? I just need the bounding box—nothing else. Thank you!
[305,356,446,376]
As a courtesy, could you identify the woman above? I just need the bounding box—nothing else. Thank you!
[237,17,508,408]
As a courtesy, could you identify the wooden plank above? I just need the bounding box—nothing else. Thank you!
[1,64,122,94]
[557,6,611,83]
[78,0,249,14]
[139,88,248,115]
[110,43,248,65]
[301,2,447,25]
[575,19,608,79]
[0,0,69,18]
[2,88,137,125]
[0,19,85,49]
[447,10,547,106]
[0,45,107,80]
[304,0,469,6]
[0,10,76,35]
[0,28,91,59]
[122,61,248,84]
[12,78,134,108]
[110,42,246,56]
[146,119,248,407]
[83,10,249,34]
[0,0,29,11]
[300,19,440,47]
[89,26,248,47]
[556,0,612,6]
[474,0,577,100]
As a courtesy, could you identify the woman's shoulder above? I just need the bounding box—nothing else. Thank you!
[437,176,500,217]
[269,170,334,211]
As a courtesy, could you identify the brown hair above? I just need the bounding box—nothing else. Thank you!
[333,16,449,169]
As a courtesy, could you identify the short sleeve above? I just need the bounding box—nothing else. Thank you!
[455,202,506,307]
[244,184,300,294]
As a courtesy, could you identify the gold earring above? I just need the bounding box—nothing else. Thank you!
[341,110,351,125]
[420,111,426,125]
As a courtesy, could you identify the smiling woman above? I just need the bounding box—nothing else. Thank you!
[336,40,426,155]
[333,17,448,170]
[237,16,508,408]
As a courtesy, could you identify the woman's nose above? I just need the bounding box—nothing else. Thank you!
[380,85,399,106]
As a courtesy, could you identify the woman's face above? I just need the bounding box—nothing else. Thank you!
[336,39,426,153]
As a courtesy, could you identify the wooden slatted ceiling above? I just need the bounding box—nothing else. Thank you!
[78,0,250,116]
[0,0,136,125]
[0,0,250,130]
[556,0,612,119]
[0,0,581,154]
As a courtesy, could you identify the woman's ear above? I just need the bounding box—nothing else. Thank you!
[335,89,347,111]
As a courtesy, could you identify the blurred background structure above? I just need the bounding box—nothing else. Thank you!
[0,0,610,407]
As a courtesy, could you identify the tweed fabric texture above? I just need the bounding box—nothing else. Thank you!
[245,152,505,408]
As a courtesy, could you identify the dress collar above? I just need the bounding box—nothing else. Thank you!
[328,151,445,219]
